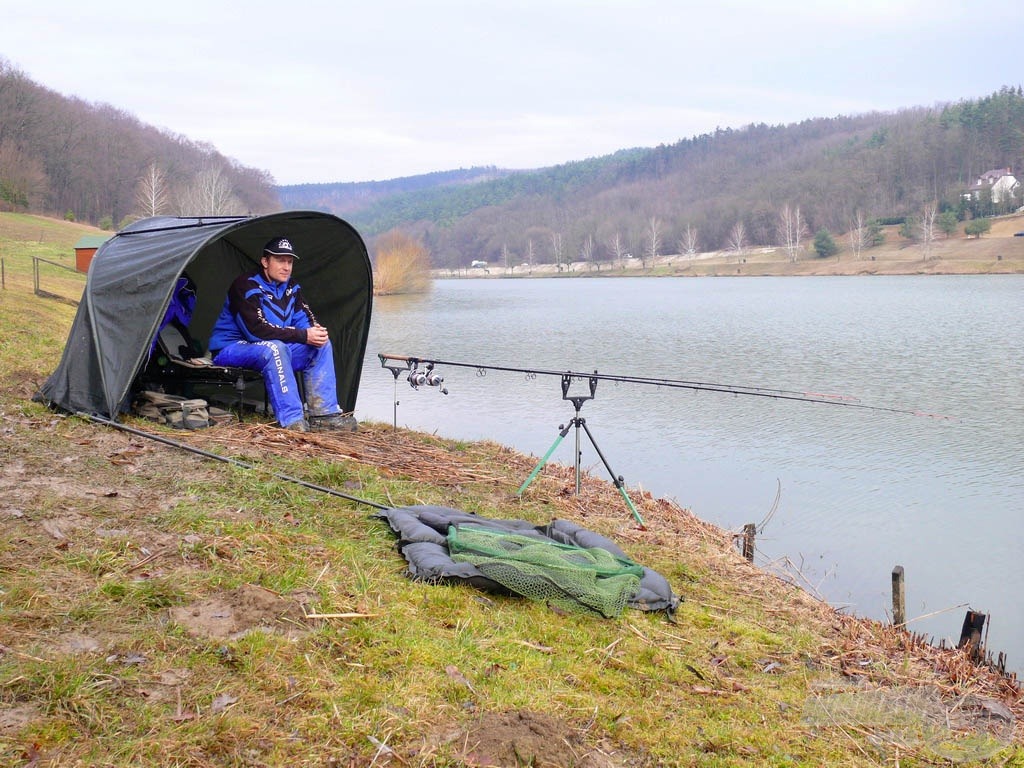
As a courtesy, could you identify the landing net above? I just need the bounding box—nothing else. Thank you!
[448,524,643,618]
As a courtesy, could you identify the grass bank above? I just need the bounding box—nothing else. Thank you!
[1,213,1022,766]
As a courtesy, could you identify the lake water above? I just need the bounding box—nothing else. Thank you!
[353,275,1024,670]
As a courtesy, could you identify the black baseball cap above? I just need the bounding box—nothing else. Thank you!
[263,236,299,259]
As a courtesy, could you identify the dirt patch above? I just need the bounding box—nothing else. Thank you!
[168,583,309,640]
[52,632,105,655]
[421,710,640,767]
[0,416,188,517]
[0,704,39,735]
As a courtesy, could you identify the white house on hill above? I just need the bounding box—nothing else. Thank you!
[965,167,1020,205]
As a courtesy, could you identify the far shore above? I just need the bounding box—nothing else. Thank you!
[435,214,1024,279]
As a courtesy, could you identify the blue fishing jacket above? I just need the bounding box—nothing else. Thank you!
[208,269,318,353]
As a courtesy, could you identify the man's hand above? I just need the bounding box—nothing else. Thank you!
[306,324,329,347]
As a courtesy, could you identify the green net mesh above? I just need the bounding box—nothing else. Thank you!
[447,524,643,618]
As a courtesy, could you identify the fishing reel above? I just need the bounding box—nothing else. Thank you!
[378,354,449,430]
[379,354,448,395]
[407,361,448,395]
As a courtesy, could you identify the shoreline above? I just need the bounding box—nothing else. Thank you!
[434,215,1024,279]
[435,250,1024,279]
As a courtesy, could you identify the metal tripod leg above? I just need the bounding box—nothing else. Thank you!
[578,419,646,528]
[517,421,573,496]
[518,416,646,528]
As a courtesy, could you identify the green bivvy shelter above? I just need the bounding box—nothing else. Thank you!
[36,211,373,420]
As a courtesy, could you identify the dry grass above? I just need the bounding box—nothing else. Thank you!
[373,230,432,295]
[3,404,1022,766]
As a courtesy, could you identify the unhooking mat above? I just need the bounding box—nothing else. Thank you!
[376,505,680,617]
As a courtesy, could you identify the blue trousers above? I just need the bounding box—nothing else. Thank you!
[213,340,341,427]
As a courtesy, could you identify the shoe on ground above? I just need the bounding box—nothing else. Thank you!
[281,418,309,432]
[313,413,358,432]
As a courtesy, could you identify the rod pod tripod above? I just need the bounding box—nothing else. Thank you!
[517,373,646,528]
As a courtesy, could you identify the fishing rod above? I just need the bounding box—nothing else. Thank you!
[377,353,943,417]
[377,352,951,529]
[76,412,389,511]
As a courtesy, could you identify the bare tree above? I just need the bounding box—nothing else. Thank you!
[580,234,596,270]
[134,162,170,217]
[502,242,513,274]
[608,232,625,262]
[727,220,746,258]
[177,166,245,215]
[550,231,564,272]
[778,204,808,262]
[525,238,535,271]
[678,224,699,258]
[794,208,808,261]
[848,210,866,259]
[644,216,662,267]
[919,201,938,260]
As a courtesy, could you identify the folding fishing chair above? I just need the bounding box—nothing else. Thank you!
[142,321,265,418]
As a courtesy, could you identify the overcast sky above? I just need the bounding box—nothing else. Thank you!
[4,0,1021,185]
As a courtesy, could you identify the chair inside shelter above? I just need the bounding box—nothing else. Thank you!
[137,320,265,417]
[133,273,265,417]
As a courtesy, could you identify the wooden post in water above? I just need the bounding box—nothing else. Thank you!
[957,610,987,661]
[891,566,906,628]
[742,523,756,562]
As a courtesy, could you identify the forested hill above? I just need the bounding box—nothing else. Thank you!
[1,56,1020,267]
[278,167,520,213]
[282,87,1024,269]
[0,59,277,226]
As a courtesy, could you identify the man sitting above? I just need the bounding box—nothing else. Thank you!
[208,236,353,432]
